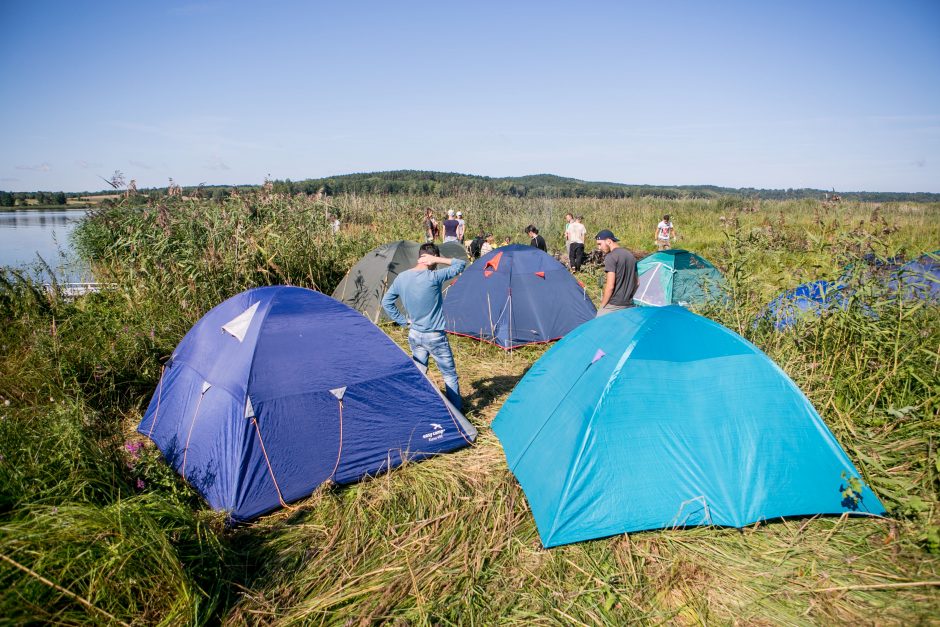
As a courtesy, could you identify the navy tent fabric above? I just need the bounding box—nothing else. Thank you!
[443,244,596,349]
[138,286,476,521]
[493,306,885,547]
[762,280,849,330]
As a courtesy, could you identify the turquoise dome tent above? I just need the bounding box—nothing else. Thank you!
[492,306,884,547]
[633,249,725,307]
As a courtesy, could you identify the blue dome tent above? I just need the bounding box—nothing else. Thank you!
[762,280,849,331]
[889,251,939,302]
[633,249,725,307]
[138,286,477,522]
[493,306,884,547]
[443,245,596,349]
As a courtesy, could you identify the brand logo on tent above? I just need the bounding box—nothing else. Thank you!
[422,423,446,442]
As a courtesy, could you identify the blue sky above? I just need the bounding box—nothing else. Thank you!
[1,0,938,193]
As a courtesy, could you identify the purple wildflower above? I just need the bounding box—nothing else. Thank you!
[136,479,146,489]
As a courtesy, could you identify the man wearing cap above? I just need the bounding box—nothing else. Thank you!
[595,229,638,317]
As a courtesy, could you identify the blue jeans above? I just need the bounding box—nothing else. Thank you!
[408,329,462,410]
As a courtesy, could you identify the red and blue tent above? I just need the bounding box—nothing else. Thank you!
[443,245,596,349]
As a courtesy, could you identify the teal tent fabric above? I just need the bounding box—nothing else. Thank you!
[633,249,725,307]
[492,306,885,547]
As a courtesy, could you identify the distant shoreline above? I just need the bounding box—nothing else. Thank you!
[0,205,92,212]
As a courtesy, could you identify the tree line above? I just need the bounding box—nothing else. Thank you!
[267,171,940,203]
[8,171,940,205]
[0,191,68,207]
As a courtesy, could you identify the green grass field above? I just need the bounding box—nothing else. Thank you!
[1,192,938,624]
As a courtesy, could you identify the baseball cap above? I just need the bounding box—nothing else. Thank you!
[447,209,455,217]
[457,211,463,217]
[595,229,619,242]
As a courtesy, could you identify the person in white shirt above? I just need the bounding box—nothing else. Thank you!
[456,211,466,243]
[563,213,574,261]
[480,233,495,256]
[655,214,676,250]
[568,216,587,271]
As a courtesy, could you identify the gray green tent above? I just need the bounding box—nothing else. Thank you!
[633,249,725,307]
[333,240,468,322]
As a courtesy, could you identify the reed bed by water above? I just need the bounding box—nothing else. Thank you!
[0,191,937,624]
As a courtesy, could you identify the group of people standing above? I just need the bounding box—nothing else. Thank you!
[392,208,672,413]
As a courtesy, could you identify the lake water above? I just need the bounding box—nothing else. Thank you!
[0,208,90,281]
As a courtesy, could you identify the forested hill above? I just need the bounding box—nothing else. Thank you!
[6,171,939,204]
[271,171,940,202]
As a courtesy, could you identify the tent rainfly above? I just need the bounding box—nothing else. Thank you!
[138,286,476,521]
[493,305,885,547]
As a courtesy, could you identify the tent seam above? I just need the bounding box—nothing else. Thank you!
[545,308,669,543]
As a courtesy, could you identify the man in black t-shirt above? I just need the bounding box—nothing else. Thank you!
[525,225,547,252]
[595,229,638,317]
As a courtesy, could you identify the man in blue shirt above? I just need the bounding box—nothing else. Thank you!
[382,243,467,409]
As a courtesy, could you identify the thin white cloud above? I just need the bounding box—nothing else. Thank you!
[16,163,51,172]
[0,177,20,183]
[129,160,154,170]
[75,160,103,169]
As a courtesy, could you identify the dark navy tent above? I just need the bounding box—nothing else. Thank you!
[762,280,849,331]
[443,244,596,349]
[493,306,885,547]
[138,286,476,521]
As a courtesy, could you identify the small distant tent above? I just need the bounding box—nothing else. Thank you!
[633,249,725,307]
[762,280,849,331]
[443,244,596,349]
[138,286,476,522]
[493,306,885,547]
[889,251,940,302]
[333,240,468,323]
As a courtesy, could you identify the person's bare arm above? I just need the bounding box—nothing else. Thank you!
[600,271,615,308]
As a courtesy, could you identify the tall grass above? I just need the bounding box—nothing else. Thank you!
[1,191,937,624]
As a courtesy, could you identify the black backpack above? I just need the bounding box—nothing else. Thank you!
[469,236,484,259]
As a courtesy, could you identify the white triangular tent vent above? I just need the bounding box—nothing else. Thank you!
[201,381,212,394]
[222,301,260,342]
[329,386,347,400]
[245,395,255,418]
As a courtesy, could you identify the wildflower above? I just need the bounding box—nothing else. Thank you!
[124,441,143,458]
[51,507,58,515]
[3,400,8,406]
[136,479,146,489]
